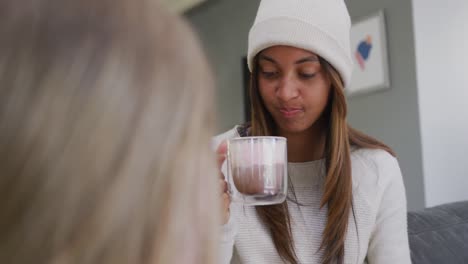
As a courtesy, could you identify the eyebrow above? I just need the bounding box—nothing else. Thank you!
[259,55,277,64]
[295,56,319,64]
[259,55,319,65]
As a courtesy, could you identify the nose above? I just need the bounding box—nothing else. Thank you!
[276,74,300,102]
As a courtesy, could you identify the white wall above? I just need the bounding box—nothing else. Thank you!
[346,0,425,210]
[412,0,468,207]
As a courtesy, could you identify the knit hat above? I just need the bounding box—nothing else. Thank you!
[248,0,354,88]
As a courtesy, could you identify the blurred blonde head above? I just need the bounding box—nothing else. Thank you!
[0,0,219,263]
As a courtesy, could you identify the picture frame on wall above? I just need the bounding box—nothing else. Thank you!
[348,10,391,97]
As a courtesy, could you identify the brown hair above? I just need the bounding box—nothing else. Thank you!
[250,56,394,264]
[0,1,219,264]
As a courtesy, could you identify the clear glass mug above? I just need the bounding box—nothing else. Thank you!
[225,136,288,206]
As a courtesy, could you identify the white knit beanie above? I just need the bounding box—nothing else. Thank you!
[248,0,353,88]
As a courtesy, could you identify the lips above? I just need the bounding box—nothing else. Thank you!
[279,107,303,118]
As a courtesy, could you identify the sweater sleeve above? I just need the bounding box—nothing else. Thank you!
[367,153,412,264]
[219,212,238,264]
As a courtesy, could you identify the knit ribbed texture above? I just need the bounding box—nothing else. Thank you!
[213,127,411,264]
[247,0,354,88]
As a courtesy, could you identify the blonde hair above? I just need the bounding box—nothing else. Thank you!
[0,1,219,264]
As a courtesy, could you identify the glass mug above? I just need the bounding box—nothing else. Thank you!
[225,136,288,206]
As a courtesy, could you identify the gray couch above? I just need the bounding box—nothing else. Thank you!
[408,201,468,264]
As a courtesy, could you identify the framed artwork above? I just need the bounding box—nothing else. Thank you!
[348,10,390,96]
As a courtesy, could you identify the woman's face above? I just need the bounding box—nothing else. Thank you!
[257,45,331,135]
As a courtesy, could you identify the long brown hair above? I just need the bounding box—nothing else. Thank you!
[250,55,395,264]
[0,1,219,264]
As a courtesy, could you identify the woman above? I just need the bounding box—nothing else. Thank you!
[215,0,411,263]
[0,0,219,263]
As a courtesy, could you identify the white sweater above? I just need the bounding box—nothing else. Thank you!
[214,127,411,264]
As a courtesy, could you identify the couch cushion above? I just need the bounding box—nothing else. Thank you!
[408,201,468,264]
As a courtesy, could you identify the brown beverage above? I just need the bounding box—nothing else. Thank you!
[231,163,285,196]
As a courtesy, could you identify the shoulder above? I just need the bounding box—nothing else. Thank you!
[351,148,404,206]
[351,148,401,187]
